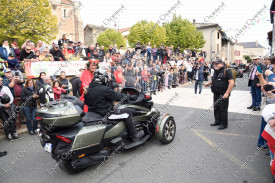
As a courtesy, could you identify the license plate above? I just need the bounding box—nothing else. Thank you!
[44,143,52,153]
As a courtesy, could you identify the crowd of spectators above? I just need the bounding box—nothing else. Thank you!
[0,36,210,142]
[1,36,274,178]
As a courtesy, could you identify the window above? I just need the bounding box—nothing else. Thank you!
[64,9,67,18]
[217,33,219,39]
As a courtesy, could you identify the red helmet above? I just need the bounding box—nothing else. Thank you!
[89,59,99,65]
[87,59,99,69]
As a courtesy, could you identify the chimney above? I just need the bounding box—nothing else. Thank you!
[193,19,196,25]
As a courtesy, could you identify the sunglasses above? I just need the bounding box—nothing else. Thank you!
[26,49,31,51]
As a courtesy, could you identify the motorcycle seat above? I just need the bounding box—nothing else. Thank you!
[82,112,104,123]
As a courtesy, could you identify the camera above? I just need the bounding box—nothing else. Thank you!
[263,84,275,92]
[15,71,19,77]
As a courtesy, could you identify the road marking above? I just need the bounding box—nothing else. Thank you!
[191,129,269,182]
[193,129,258,138]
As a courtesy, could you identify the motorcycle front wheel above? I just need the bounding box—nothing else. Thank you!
[159,117,176,144]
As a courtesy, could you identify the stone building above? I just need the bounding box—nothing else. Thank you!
[238,41,266,58]
[84,24,108,46]
[194,22,231,63]
[50,0,84,42]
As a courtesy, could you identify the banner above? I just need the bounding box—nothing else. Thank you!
[24,61,87,78]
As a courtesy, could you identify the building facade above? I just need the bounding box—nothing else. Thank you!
[195,22,228,63]
[84,24,108,46]
[50,0,84,42]
[238,41,266,58]
[231,44,245,64]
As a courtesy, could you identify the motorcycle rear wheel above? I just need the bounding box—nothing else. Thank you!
[58,158,86,174]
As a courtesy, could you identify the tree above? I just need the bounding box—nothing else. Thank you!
[0,0,58,46]
[163,14,205,50]
[97,29,126,51]
[127,20,167,47]
[244,56,252,63]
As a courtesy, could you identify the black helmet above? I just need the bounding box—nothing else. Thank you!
[1,94,10,104]
[93,69,108,85]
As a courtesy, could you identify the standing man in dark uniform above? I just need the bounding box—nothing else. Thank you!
[58,34,69,49]
[204,60,234,130]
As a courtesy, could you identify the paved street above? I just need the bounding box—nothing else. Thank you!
[0,77,273,183]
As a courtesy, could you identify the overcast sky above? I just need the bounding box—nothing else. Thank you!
[79,0,272,49]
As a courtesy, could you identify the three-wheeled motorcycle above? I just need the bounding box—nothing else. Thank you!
[36,79,176,174]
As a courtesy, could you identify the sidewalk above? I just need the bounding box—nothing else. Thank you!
[152,82,262,116]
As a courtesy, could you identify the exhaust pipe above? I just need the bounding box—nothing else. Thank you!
[71,150,109,169]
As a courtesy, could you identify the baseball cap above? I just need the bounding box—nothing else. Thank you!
[4,68,12,73]
[213,59,223,64]
[253,56,260,60]
[8,53,15,57]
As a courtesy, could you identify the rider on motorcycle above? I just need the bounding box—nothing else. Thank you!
[84,70,144,142]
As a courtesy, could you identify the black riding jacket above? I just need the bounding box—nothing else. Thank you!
[84,80,127,116]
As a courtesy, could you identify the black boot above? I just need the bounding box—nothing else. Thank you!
[253,106,261,111]
[132,130,145,142]
[247,105,254,109]
[217,125,227,130]
[12,133,21,140]
[0,151,7,157]
[7,134,13,142]
[210,122,220,126]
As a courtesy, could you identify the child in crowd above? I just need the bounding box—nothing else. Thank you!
[53,81,66,100]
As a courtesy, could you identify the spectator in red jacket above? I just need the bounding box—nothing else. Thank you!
[79,59,98,112]
[62,43,74,57]
[53,81,66,100]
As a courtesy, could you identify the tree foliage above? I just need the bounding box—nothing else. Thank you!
[0,0,58,45]
[127,20,167,47]
[97,29,126,51]
[163,14,205,50]
[244,55,252,63]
